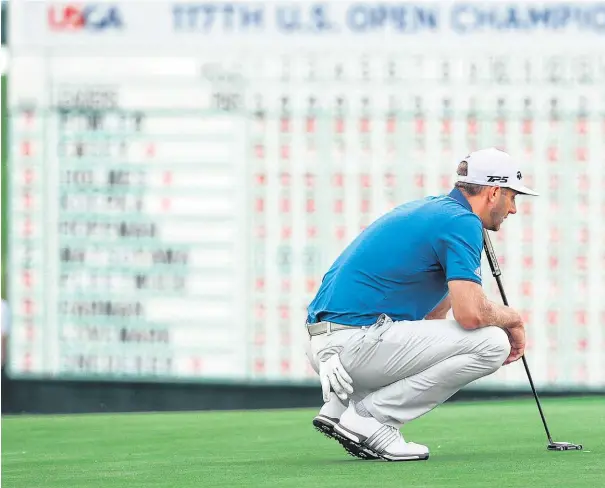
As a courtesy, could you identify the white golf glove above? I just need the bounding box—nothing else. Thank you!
[319,353,354,402]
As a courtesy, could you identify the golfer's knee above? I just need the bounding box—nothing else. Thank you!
[482,327,511,368]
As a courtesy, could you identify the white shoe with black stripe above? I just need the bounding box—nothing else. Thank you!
[333,404,429,461]
[312,395,379,460]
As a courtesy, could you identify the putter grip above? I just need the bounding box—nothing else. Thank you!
[482,229,501,277]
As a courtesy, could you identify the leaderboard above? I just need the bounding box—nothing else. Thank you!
[9,64,250,380]
[7,1,605,388]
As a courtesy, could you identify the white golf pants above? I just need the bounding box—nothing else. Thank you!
[305,315,511,428]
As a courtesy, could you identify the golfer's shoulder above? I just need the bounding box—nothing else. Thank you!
[428,197,482,242]
[427,195,481,227]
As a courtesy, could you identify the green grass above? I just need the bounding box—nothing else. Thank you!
[2,397,604,487]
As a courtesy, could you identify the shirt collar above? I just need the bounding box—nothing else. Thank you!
[448,188,473,212]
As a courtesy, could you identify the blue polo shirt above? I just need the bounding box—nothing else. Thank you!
[306,188,484,326]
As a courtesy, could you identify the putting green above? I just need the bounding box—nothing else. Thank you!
[2,396,603,487]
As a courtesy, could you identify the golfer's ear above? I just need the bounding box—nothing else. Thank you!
[448,280,485,329]
[487,186,500,203]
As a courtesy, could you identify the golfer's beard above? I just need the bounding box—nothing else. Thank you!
[488,208,506,231]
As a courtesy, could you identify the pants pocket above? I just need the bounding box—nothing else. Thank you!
[344,314,394,369]
[363,313,394,345]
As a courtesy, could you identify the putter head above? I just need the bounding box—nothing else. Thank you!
[547,442,583,451]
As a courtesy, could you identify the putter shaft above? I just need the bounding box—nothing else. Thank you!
[482,229,554,445]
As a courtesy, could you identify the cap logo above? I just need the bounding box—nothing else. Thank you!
[487,176,509,183]
[517,171,522,180]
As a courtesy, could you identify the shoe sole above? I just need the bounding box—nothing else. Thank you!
[334,423,429,462]
[313,416,378,460]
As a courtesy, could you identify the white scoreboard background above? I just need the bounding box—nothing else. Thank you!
[6,0,605,389]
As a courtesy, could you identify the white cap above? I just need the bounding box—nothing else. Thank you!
[456,147,539,196]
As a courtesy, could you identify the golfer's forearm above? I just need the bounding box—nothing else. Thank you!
[476,299,522,330]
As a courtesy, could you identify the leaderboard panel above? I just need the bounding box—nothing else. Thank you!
[7,0,605,388]
[9,56,249,380]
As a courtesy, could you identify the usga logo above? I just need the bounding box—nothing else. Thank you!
[48,4,123,31]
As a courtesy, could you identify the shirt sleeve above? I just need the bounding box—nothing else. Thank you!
[433,214,483,285]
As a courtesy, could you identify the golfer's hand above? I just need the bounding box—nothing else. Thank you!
[319,354,353,402]
[504,325,525,366]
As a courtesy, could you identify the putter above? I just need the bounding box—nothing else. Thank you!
[482,229,583,452]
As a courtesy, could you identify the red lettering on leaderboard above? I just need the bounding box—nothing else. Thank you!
[549,255,559,269]
[23,219,33,237]
[387,117,396,133]
[279,305,290,319]
[280,118,290,133]
[359,118,370,133]
[23,191,33,209]
[306,279,317,293]
[21,142,33,157]
[24,169,34,184]
[254,173,266,186]
[48,5,123,31]
[280,145,290,160]
[332,173,344,187]
[414,118,424,135]
[306,117,316,133]
[280,198,291,213]
[191,357,202,373]
[334,199,344,214]
[522,119,533,135]
[22,271,33,288]
[281,360,291,374]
